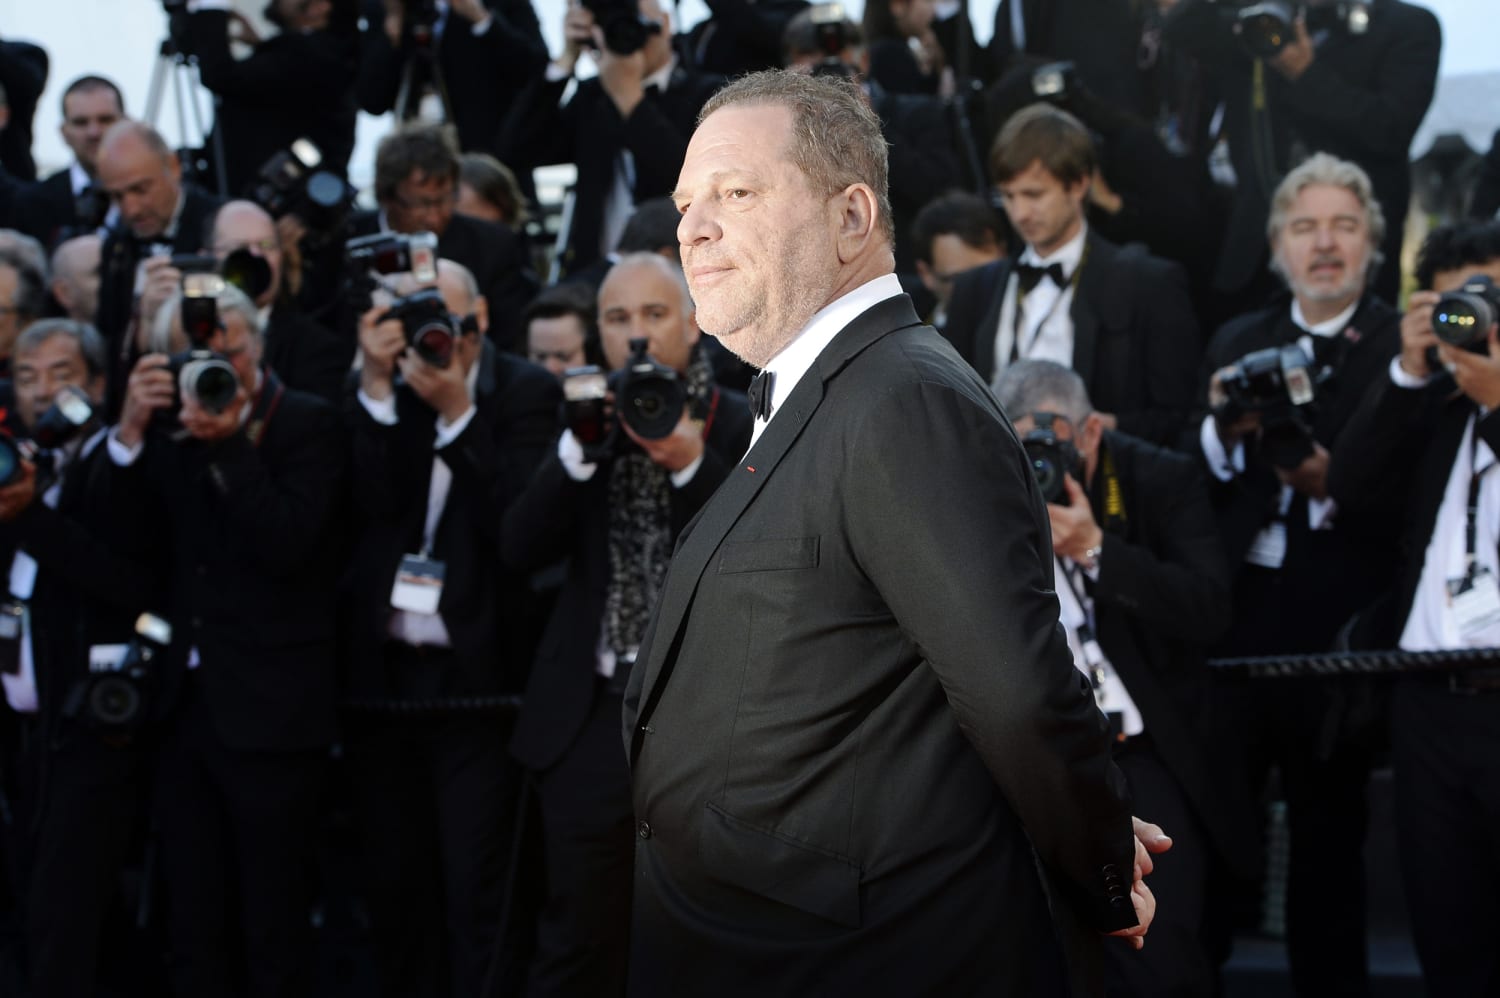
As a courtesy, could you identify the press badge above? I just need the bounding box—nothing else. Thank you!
[1245,521,1288,569]
[390,554,446,615]
[1448,567,1500,639]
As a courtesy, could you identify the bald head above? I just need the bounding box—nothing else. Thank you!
[97,121,181,239]
[50,235,103,323]
[211,200,282,307]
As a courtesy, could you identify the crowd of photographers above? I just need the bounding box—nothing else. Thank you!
[0,0,1495,995]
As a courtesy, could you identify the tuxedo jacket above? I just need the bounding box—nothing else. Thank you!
[942,230,1201,445]
[14,170,78,250]
[676,0,808,77]
[344,342,561,699]
[262,301,352,407]
[1164,0,1440,296]
[503,383,751,772]
[989,0,1153,119]
[0,41,46,182]
[869,82,966,278]
[496,65,724,276]
[622,295,1136,996]
[118,373,349,752]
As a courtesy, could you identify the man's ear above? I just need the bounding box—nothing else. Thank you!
[835,183,880,264]
[473,293,489,338]
[1081,411,1106,453]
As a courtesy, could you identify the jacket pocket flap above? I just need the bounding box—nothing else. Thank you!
[717,536,820,575]
[700,801,860,928]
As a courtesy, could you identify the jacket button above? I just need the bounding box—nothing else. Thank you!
[637,820,652,840]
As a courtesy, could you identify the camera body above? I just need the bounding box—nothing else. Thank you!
[1219,343,1317,414]
[163,273,240,420]
[1020,413,1083,505]
[1031,60,1080,101]
[581,0,661,55]
[0,386,97,487]
[808,2,859,78]
[562,338,686,460]
[248,139,355,247]
[61,613,172,736]
[1432,274,1500,353]
[345,230,441,314]
[380,287,459,369]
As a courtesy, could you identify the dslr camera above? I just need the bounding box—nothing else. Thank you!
[563,338,686,459]
[378,287,465,369]
[581,0,661,55]
[0,385,97,487]
[61,613,172,736]
[1020,413,1083,505]
[1432,274,1500,353]
[1215,343,1321,469]
[807,3,858,78]
[247,138,355,248]
[345,231,440,312]
[168,273,242,417]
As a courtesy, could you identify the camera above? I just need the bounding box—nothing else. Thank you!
[345,230,440,313]
[1031,60,1079,100]
[1218,344,1317,414]
[379,287,458,369]
[1232,1,1371,59]
[1020,413,1082,505]
[247,139,355,246]
[1432,274,1500,352]
[0,386,97,487]
[808,3,858,78]
[563,366,611,450]
[61,613,172,735]
[171,273,240,414]
[615,337,685,440]
[581,0,661,55]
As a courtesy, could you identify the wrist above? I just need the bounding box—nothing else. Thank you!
[361,367,394,399]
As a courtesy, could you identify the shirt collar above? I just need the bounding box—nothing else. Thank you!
[163,188,187,242]
[1019,221,1087,271]
[68,161,92,196]
[643,55,676,94]
[1291,297,1360,338]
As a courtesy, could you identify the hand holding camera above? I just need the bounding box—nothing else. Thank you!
[1269,15,1314,79]
[558,2,597,75]
[399,345,472,427]
[1046,474,1103,564]
[358,304,408,400]
[1399,289,1443,378]
[138,256,184,350]
[0,461,37,522]
[118,353,178,450]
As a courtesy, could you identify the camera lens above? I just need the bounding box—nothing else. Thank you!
[0,437,23,487]
[620,373,684,440]
[411,322,455,369]
[1433,294,1496,349]
[1025,445,1067,505]
[181,358,240,413]
[221,249,272,302]
[89,675,141,727]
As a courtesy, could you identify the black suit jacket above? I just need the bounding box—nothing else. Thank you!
[942,230,1201,444]
[118,373,349,751]
[990,0,1152,119]
[345,342,560,699]
[263,301,352,406]
[677,0,808,77]
[0,41,46,182]
[187,10,359,195]
[503,381,751,772]
[497,64,725,277]
[623,295,1136,996]
[869,82,966,278]
[1164,0,1441,299]
[14,170,79,250]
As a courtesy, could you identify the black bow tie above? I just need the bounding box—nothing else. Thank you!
[1015,261,1068,295]
[748,370,775,422]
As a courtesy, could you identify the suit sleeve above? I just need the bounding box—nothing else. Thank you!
[188,11,349,99]
[501,450,606,572]
[356,3,403,116]
[1326,370,1438,518]
[937,264,995,370]
[844,378,1138,932]
[1114,254,1201,445]
[495,75,575,172]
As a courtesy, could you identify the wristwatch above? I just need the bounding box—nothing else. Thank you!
[1080,542,1103,574]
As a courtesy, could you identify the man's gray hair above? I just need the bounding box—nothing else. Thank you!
[0,242,48,323]
[14,319,109,379]
[698,70,895,246]
[993,359,1092,425]
[1267,152,1386,277]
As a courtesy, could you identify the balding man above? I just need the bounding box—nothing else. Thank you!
[94,120,221,418]
[49,234,102,324]
[345,258,560,996]
[0,242,46,370]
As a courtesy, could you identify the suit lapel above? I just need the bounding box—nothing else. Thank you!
[1069,232,1111,391]
[975,261,1009,383]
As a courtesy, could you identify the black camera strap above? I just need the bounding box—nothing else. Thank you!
[244,369,286,449]
[1461,425,1493,585]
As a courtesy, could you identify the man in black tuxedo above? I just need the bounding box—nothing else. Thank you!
[186,0,360,195]
[0,40,46,183]
[0,319,165,998]
[357,0,548,157]
[996,359,1260,998]
[351,123,537,350]
[909,189,1004,331]
[1198,152,1400,997]
[943,103,1200,445]
[627,69,1163,996]
[497,0,724,280]
[14,76,122,249]
[93,121,223,419]
[503,251,751,997]
[1164,0,1440,308]
[344,258,559,997]
[1328,219,1500,998]
[109,282,347,998]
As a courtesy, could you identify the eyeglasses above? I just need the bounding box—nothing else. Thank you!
[391,189,459,213]
[213,238,280,255]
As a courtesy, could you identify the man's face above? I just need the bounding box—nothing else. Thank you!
[997,159,1086,258]
[891,0,936,37]
[528,314,589,379]
[385,170,456,238]
[598,261,699,373]
[1431,260,1500,295]
[212,204,283,308]
[638,0,674,77]
[1010,406,1101,487]
[675,104,841,368]
[918,232,1000,308]
[275,0,332,31]
[1271,183,1372,310]
[0,265,22,362]
[60,87,123,176]
[12,335,103,430]
[205,312,262,391]
[53,238,102,323]
[97,135,182,240]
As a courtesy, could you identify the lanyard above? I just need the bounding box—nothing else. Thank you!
[1010,243,1090,362]
[1463,421,1490,580]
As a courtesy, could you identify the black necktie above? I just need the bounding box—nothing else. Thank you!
[1014,261,1068,296]
[748,370,774,421]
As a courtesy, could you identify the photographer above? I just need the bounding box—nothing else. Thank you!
[524,280,601,380]
[357,0,547,155]
[1327,219,1500,998]
[502,252,750,997]
[910,189,1004,332]
[1164,0,1441,308]
[14,76,123,248]
[1198,152,1399,996]
[995,359,1254,998]
[497,0,723,278]
[0,319,164,998]
[110,283,348,998]
[184,0,360,195]
[679,0,808,77]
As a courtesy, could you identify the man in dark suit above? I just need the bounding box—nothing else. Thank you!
[943,103,1200,445]
[497,0,723,280]
[1165,0,1440,308]
[1328,219,1500,998]
[186,0,360,195]
[996,359,1260,998]
[14,75,123,249]
[1197,152,1400,997]
[503,252,751,997]
[627,69,1163,996]
[351,122,537,351]
[989,0,1153,120]
[357,0,548,157]
[344,258,559,997]
[0,40,46,182]
[93,121,223,419]
[678,0,808,77]
[109,282,347,998]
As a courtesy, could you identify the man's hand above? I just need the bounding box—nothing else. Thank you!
[0,462,38,522]
[227,8,264,45]
[1107,817,1172,950]
[1399,290,1443,379]
[555,2,596,76]
[1209,367,1262,450]
[1270,17,1315,80]
[1047,475,1103,563]
[622,406,705,474]
[358,306,407,401]
[118,353,177,449]
[1275,440,1330,499]
[398,351,473,426]
[1437,325,1500,410]
[1088,170,1124,216]
[180,386,249,443]
[449,0,490,24]
[595,24,649,117]
[137,256,182,350]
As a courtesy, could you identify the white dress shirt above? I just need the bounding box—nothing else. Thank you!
[992,224,1087,374]
[1053,556,1144,737]
[599,57,678,259]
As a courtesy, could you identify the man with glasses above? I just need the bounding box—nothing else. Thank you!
[910,190,1004,333]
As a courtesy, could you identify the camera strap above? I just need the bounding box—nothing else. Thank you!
[244,370,286,449]
[1010,242,1090,363]
[1445,422,1500,639]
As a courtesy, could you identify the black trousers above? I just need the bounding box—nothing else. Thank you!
[525,682,634,998]
[346,702,525,998]
[1392,679,1500,998]
[155,678,326,998]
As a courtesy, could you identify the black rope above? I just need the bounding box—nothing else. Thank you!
[342,696,524,715]
[1208,647,1500,679]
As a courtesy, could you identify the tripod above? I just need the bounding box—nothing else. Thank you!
[393,31,457,124]
[144,32,229,198]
